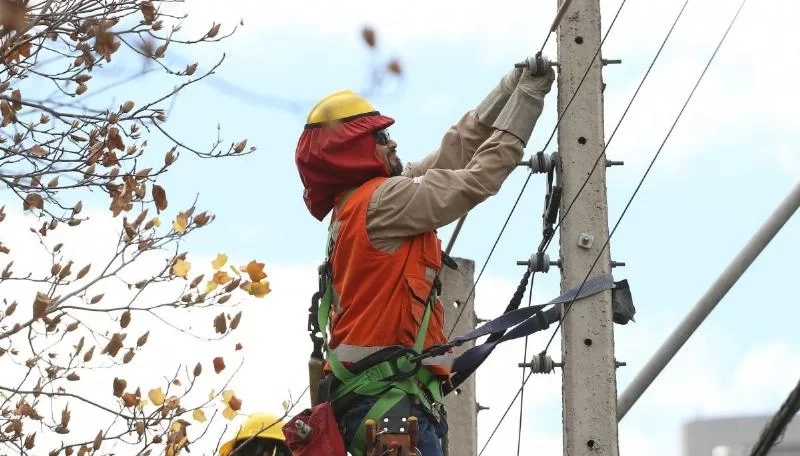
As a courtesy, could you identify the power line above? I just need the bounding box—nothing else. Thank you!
[539,0,691,255]
[749,376,800,456]
[477,0,731,448]
[447,173,533,338]
[446,0,630,339]
[479,370,535,456]
[543,0,749,354]
[537,0,629,156]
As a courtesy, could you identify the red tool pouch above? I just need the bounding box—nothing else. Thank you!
[283,402,346,456]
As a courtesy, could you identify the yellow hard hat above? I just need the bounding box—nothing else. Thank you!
[306,89,377,125]
[218,413,287,456]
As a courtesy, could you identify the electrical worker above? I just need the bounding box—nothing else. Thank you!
[219,413,292,456]
[294,62,555,455]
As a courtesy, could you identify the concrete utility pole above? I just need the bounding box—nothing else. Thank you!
[440,257,478,456]
[555,0,620,454]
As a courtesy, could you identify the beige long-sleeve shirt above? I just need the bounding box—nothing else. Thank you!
[366,110,525,253]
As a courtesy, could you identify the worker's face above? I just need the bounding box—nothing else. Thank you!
[373,129,402,176]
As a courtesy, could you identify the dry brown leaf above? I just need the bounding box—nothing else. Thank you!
[23,193,44,211]
[123,349,134,364]
[193,362,202,377]
[76,264,90,279]
[152,184,167,211]
[165,146,177,165]
[228,395,242,411]
[387,59,402,75]
[140,1,156,24]
[83,346,94,362]
[361,27,376,47]
[136,331,149,347]
[213,313,226,334]
[66,372,80,381]
[213,356,225,374]
[206,23,221,38]
[120,310,131,328]
[121,392,138,408]
[24,432,35,450]
[113,378,126,397]
[102,333,125,357]
[93,430,102,450]
[32,292,51,319]
[29,145,46,157]
[5,301,17,316]
[230,311,242,330]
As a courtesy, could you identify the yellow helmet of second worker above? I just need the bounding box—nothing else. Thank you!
[218,413,287,456]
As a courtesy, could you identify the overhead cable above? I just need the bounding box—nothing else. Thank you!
[543,0,750,354]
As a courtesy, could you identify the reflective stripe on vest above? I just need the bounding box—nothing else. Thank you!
[332,344,454,369]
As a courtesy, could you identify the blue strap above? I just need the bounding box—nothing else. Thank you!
[445,273,616,393]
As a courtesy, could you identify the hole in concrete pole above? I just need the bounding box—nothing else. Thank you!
[453,300,461,308]
[454,388,462,396]
[587,440,595,448]
[575,36,584,44]
[584,338,592,346]
[578,136,587,145]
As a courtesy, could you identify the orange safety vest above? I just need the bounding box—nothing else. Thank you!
[326,176,453,378]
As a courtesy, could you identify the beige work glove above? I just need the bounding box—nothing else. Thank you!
[491,66,555,146]
[474,66,523,127]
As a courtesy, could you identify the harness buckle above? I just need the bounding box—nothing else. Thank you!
[387,348,422,381]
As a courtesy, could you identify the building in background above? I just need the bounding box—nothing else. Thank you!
[682,416,800,456]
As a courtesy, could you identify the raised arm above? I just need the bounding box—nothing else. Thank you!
[367,67,555,251]
[402,67,522,177]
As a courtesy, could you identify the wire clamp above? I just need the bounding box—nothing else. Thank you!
[516,252,560,273]
[518,352,562,374]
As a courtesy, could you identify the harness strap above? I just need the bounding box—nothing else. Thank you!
[445,273,617,393]
[314,188,441,456]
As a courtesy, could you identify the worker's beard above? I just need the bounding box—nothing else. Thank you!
[388,151,403,176]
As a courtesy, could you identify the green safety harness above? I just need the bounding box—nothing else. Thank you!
[312,191,446,455]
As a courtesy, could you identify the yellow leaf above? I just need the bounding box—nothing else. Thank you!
[148,387,165,406]
[137,399,148,411]
[248,281,271,298]
[208,389,215,401]
[211,254,227,270]
[192,409,206,423]
[151,217,161,227]
[173,259,190,278]
[212,271,231,285]
[172,213,188,233]
[205,281,218,293]
[222,390,234,404]
[222,406,236,420]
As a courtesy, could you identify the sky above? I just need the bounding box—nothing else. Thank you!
[3,0,800,455]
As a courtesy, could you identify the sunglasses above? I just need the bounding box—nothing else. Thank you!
[373,129,391,146]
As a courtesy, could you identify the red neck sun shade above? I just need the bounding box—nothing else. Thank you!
[296,112,394,221]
